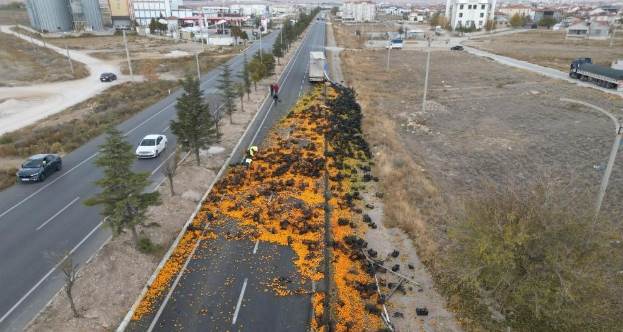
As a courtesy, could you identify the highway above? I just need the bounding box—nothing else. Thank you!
[0,30,281,332]
[127,19,327,332]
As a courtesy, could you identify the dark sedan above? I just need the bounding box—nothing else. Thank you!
[450,45,464,51]
[100,72,117,82]
[16,154,62,183]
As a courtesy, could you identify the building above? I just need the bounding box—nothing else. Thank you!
[533,9,562,23]
[445,0,496,30]
[341,1,376,22]
[26,0,74,32]
[566,21,610,39]
[108,0,133,28]
[70,0,104,31]
[132,0,192,26]
[498,4,534,20]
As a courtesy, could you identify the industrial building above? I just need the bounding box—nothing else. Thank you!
[132,0,192,26]
[25,0,107,32]
[25,0,74,32]
[444,0,496,30]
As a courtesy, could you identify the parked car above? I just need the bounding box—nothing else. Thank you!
[100,72,117,82]
[136,134,167,158]
[16,154,62,183]
[450,45,464,51]
[386,38,404,49]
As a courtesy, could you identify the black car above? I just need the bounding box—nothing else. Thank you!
[450,45,464,51]
[16,154,62,183]
[100,72,117,82]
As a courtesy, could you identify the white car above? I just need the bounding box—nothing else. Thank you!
[136,134,167,158]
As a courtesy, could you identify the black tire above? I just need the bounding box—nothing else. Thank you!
[38,173,46,182]
[56,163,62,171]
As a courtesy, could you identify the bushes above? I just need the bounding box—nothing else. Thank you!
[448,182,623,331]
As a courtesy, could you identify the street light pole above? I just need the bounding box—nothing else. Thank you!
[422,36,431,112]
[123,30,133,81]
[385,40,391,71]
[65,44,74,75]
[195,52,201,79]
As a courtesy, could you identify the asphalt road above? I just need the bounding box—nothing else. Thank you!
[131,19,327,332]
[0,30,280,332]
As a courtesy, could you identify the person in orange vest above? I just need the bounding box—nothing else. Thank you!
[243,145,258,168]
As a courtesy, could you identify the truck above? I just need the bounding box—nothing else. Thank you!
[309,51,326,82]
[569,58,623,91]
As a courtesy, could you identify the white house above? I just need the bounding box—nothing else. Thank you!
[445,0,496,30]
[132,0,191,26]
[342,1,376,22]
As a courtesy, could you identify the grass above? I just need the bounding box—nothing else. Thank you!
[0,31,89,86]
[120,51,236,80]
[0,6,27,25]
[0,80,178,190]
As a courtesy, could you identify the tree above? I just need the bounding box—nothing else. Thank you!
[218,64,237,124]
[484,19,497,32]
[449,182,623,331]
[248,57,266,91]
[170,75,219,166]
[430,12,441,27]
[510,13,523,28]
[235,82,246,112]
[539,17,557,29]
[61,254,80,318]
[239,52,252,100]
[240,31,249,45]
[331,6,338,15]
[397,26,404,38]
[161,149,180,196]
[85,127,160,247]
[230,25,243,45]
[272,37,284,64]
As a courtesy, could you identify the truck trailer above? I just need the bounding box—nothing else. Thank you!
[569,58,623,91]
[308,51,326,82]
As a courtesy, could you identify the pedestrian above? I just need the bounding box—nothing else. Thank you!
[269,83,275,97]
[273,82,280,102]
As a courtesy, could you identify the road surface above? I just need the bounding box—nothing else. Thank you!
[0,30,281,332]
[128,19,327,332]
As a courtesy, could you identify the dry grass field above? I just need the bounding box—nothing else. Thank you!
[0,32,88,86]
[334,21,623,330]
[465,30,623,71]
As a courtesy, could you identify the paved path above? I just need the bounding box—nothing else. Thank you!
[0,25,126,135]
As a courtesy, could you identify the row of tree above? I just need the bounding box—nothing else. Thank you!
[272,8,321,64]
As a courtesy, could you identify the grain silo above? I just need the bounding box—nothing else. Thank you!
[70,0,104,31]
[25,0,73,32]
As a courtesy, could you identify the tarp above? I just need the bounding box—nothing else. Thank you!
[580,63,623,80]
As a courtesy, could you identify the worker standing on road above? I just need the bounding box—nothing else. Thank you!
[273,83,280,102]
[243,146,258,168]
[270,84,275,97]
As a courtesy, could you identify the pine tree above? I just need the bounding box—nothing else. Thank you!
[85,127,160,248]
[272,37,284,64]
[218,64,237,124]
[170,74,219,166]
[239,52,252,100]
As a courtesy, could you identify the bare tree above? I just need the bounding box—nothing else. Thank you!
[162,149,181,195]
[60,255,80,318]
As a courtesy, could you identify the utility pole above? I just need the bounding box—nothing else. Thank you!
[65,44,74,75]
[422,36,431,112]
[122,30,133,81]
[259,28,263,63]
[195,52,201,79]
[385,40,391,71]
[610,24,618,47]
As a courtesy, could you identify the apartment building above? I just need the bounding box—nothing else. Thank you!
[445,0,495,29]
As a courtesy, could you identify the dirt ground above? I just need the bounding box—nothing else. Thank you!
[465,30,623,71]
[0,8,28,25]
[25,33,307,331]
[0,32,88,86]
[334,21,623,330]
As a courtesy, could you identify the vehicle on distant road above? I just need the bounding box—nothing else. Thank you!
[136,134,167,158]
[16,154,62,183]
[309,51,326,82]
[386,38,404,49]
[569,57,623,91]
[450,45,464,51]
[100,72,117,82]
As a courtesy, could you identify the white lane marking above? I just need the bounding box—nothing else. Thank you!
[0,220,104,324]
[150,149,178,176]
[0,152,98,221]
[36,196,80,231]
[124,102,175,137]
[232,278,248,325]
[161,125,170,133]
[253,240,259,254]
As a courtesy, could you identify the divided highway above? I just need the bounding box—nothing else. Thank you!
[129,19,327,332]
[0,31,280,332]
